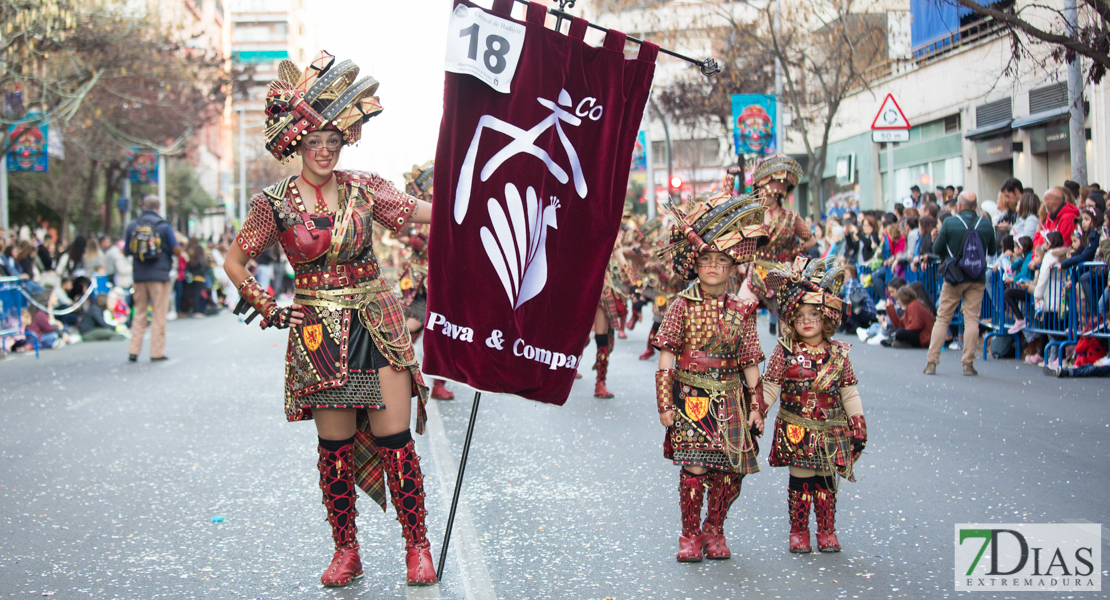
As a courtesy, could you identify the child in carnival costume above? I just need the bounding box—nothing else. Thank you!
[753,256,869,553]
[398,160,454,400]
[653,185,770,562]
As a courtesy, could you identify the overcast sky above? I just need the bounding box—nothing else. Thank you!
[311,0,454,187]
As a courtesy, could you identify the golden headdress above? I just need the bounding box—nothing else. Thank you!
[263,50,383,163]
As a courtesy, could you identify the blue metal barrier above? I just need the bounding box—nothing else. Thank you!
[1072,262,1109,340]
[857,255,1110,365]
[0,275,38,358]
[1020,265,1074,363]
[982,268,1023,360]
[855,262,886,306]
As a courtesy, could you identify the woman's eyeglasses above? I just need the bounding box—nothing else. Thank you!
[305,138,343,152]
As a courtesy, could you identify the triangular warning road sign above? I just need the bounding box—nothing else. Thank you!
[871,94,910,130]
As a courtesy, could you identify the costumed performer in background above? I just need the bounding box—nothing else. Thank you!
[751,155,814,335]
[398,160,455,400]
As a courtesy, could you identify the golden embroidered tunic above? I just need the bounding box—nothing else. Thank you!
[653,286,763,473]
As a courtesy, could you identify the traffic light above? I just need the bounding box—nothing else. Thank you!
[669,175,682,189]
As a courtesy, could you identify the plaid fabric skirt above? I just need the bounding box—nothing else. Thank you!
[768,409,855,481]
[598,287,627,323]
[663,372,760,475]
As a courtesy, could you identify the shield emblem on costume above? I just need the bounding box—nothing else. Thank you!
[400,277,413,290]
[655,295,667,307]
[303,324,323,352]
[685,395,709,421]
[786,423,805,445]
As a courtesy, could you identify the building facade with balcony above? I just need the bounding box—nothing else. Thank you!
[812,0,1107,212]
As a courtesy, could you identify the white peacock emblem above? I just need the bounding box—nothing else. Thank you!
[480,183,560,309]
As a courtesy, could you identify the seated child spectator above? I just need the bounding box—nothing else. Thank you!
[24,301,57,349]
[840,264,876,332]
[880,285,934,348]
[79,295,126,342]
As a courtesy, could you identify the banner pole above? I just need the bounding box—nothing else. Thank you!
[436,390,482,582]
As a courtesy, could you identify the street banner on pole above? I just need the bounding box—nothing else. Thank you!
[6,114,48,172]
[128,148,159,184]
[731,94,776,156]
[423,0,657,405]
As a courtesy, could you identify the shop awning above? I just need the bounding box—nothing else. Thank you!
[964,121,1011,140]
[1010,106,1070,129]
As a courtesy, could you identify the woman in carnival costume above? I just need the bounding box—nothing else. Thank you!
[398,160,454,401]
[652,186,770,562]
[752,256,869,553]
[223,51,437,587]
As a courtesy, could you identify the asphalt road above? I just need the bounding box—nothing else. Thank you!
[1,310,1107,599]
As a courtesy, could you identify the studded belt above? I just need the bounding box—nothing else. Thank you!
[782,390,840,410]
[294,261,380,289]
[677,349,739,373]
[294,279,392,311]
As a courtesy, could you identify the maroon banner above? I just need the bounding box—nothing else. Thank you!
[423,0,657,405]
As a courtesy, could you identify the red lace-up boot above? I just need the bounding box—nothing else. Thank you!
[702,471,742,559]
[430,379,455,400]
[677,470,706,562]
[381,440,437,586]
[788,476,814,553]
[627,310,640,331]
[317,442,363,587]
[639,338,656,361]
[814,479,841,552]
[594,343,615,398]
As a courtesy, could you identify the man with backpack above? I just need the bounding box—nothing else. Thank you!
[123,195,180,362]
[924,191,997,376]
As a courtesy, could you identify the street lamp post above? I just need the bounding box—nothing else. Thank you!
[238,106,247,225]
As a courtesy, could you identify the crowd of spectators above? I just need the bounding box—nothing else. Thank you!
[822,177,1109,377]
[0,218,239,357]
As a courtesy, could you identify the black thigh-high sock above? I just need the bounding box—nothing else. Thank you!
[319,435,356,527]
[375,430,418,525]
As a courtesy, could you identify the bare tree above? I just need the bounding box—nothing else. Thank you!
[949,0,1110,83]
[4,0,230,237]
[746,0,885,213]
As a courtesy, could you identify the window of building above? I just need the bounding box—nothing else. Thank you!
[1029,82,1067,114]
[944,114,961,134]
[975,98,1012,127]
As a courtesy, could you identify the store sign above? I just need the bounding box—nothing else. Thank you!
[1030,123,1069,154]
[835,154,855,184]
[976,135,1012,165]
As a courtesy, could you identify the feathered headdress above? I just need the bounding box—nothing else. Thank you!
[659,188,769,280]
[263,51,383,163]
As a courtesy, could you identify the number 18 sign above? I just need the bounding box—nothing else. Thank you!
[444,3,526,94]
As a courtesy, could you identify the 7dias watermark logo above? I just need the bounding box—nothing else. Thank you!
[955,524,1101,591]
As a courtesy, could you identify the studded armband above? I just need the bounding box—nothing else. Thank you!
[746,375,768,419]
[848,414,868,459]
[656,368,676,414]
[235,276,283,329]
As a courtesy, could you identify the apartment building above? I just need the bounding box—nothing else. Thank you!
[804,0,1106,211]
